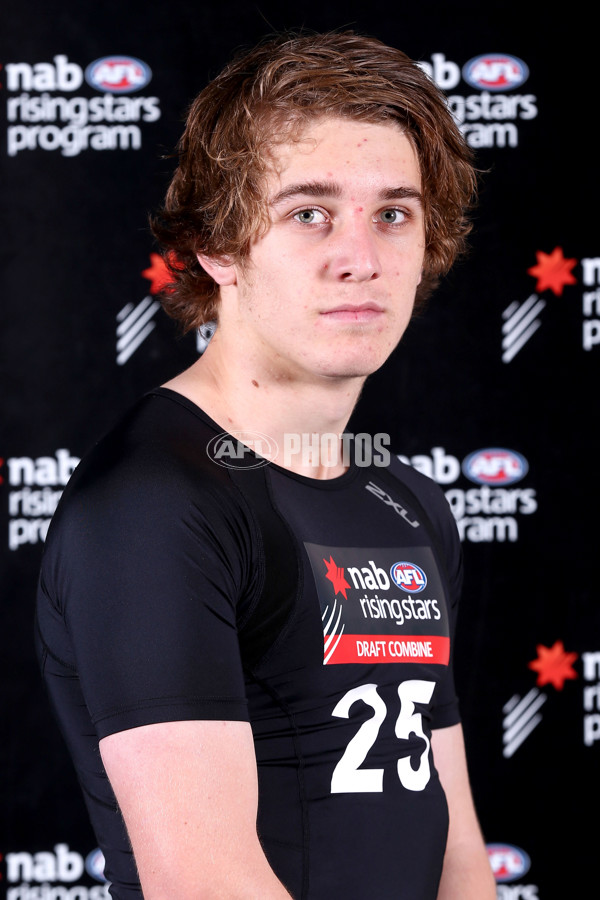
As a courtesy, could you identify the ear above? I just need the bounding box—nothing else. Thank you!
[197,253,238,286]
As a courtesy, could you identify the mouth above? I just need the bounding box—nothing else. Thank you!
[320,302,385,323]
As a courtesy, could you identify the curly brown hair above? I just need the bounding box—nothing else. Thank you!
[151,31,477,331]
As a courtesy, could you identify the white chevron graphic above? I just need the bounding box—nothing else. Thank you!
[322,599,345,665]
[502,688,547,757]
[502,294,546,363]
[116,296,161,365]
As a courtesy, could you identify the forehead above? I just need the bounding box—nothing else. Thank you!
[265,116,422,196]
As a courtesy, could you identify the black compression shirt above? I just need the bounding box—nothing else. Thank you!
[36,388,463,899]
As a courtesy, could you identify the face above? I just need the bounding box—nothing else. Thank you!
[209,116,425,383]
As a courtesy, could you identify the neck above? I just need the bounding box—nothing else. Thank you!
[164,331,366,479]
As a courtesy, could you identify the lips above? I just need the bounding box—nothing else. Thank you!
[320,302,385,322]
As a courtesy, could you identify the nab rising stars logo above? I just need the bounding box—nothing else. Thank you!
[390,562,427,593]
[311,546,449,666]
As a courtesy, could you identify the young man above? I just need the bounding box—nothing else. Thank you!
[36,32,496,899]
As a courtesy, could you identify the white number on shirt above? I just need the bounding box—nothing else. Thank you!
[330,680,435,793]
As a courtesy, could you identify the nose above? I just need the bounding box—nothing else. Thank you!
[327,217,382,282]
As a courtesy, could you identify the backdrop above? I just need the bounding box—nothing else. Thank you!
[2,2,598,898]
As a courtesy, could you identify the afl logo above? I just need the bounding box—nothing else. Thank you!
[463,54,529,91]
[85,56,152,93]
[486,843,531,882]
[206,431,278,469]
[462,448,528,486]
[85,848,107,883]
[390,562,427,593]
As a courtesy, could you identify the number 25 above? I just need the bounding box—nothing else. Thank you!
[330,680,435,794]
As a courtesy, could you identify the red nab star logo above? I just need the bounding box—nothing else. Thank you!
[323,556,351,599]
[142,252,184,295]
[528,640,578,690]
[142,253,171,294]
[527,247,577,296]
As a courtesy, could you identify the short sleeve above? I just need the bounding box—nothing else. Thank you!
[39,433,258,739]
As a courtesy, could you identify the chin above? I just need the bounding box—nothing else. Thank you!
[316,353,391,380]
[320,333,403,377]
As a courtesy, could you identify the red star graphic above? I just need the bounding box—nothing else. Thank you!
[141,252,175,295]
[323,556,351,599]
[528,641,578,691]
[527,247,577,296]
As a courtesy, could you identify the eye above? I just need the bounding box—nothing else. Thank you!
[378,208,406,224]
[293,208,327,224]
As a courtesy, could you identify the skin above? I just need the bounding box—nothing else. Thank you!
[100,117,495,898]
[166,117,426,477]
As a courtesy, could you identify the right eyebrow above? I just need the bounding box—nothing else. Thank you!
[270,181,344,206]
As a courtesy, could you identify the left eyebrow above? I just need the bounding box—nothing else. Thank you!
[270,181,423,206]
[378,186,423,205]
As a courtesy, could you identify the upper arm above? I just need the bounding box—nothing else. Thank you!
[52,446,288,894]
[100,720,290,899]
[431,724,495,899]
[432,724,480,840]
